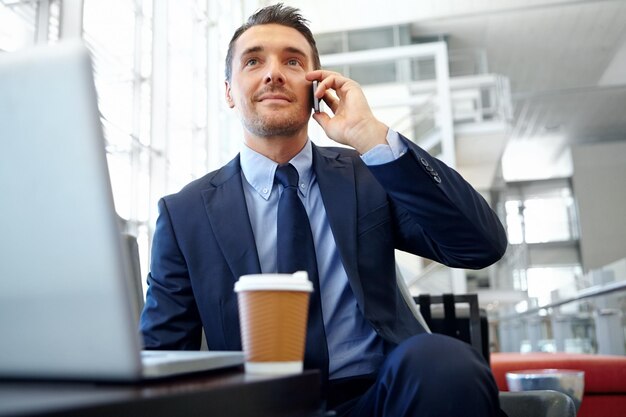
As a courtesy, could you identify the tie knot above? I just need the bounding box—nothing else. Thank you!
[274,164,299,188]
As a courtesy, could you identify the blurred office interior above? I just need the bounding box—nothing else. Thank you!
[1,0,625,356]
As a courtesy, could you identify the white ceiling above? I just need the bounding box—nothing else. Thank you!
[409,0,626,177]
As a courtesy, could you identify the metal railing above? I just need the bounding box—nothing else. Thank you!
[496,258,626,355]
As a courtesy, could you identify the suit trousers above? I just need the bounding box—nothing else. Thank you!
[328,333,504,417]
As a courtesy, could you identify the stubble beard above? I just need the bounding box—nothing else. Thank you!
[242,103,309,138]
[244,116,303,137]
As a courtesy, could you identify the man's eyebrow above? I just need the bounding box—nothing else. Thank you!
[239,46,308,58]
[284,46,307,57]
[240,46,264,57]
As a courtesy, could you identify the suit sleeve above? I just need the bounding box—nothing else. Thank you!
[139,198,203,350]
[367,134,508,269]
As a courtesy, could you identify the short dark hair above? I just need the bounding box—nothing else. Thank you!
[224,3,321,81]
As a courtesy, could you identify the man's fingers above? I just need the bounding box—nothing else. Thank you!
[319,75,351,98]
[321,91,339,114]
[312,111,330,130]
[306,69,339,81]
[308,70,352,99]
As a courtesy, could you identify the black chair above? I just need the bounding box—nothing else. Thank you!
[123,234,144,325]
[413,293,576,417]
[414,293,489,363]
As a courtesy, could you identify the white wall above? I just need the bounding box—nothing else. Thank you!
[571,140,626,271]
[283,0,582,33]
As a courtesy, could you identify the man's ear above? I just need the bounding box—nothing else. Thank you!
[225,80,235,108]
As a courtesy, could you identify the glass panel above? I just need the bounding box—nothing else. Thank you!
[106,152,132,219]
[316,32,344,55]
[83,0,137,219]
[396,24,411,45]
[411,57,436,81]
[80,0,210,284]
[167,0,210,188]
[323,64,345,75]
[504,184,577,244]
[526,266,583,306]
[524,192,575,243]
[0,1,36,51]
[512,268,527,292]
[48,0,61,43]
[349,61,396,85]
[347,26,394,51]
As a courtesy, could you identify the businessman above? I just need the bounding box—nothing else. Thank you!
[141,3,508,416]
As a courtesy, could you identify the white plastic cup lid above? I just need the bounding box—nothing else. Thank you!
[234,271,313,293]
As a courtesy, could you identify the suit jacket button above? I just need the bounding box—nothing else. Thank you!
[419,157,429,167]
[433,175,442,183]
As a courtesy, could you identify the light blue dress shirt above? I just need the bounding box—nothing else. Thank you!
[240,130,407,379]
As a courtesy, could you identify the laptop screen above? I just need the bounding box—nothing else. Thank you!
[0,42,144,379]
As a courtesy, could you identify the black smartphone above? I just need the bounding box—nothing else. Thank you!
[312,80,320,112]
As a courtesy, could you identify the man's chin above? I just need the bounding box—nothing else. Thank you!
[245,119,307,138]
[250,125,301,137]
[245,113,309,137]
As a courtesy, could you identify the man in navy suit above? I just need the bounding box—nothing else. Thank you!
[141,4,508,416]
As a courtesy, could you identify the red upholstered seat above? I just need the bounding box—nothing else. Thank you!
[491,352,626,417]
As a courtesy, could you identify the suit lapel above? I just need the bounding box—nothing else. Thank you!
[200,146,360,287]
[201,155,261,280]
[312,145,359,284]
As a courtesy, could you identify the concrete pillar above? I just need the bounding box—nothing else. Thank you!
[552,315,574,352]
[505,320,524,353]
[526,317,543,352]
[498,321,512,352]
[594,309,625,355]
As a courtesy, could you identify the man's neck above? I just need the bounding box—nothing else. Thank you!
[243,131,309,165]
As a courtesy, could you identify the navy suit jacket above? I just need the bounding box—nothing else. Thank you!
[140,135,507,352]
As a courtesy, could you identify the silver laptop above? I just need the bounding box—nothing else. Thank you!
[0,42,243,381]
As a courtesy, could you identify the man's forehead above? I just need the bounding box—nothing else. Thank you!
[234,24,312,58]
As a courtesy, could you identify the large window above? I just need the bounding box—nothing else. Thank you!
[0,1,36,51]
[82,0,154,280]
[84,0,150,220]
[0,0,59,51]
[526,265,583,306]
[499,178,583,308]
[164,0,210,189]
[504,180,579,245]
[82,0,213,286]
[2,0,242,293]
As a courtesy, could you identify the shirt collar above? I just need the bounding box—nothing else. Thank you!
[240,139,313,201]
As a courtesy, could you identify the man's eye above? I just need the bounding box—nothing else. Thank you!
[246,58,258,66]
[287,59,300,66]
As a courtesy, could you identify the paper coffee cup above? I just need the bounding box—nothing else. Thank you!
[234,272,313,375]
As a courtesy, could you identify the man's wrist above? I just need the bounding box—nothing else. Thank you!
[352,121,389,155]
[361,129,407,166]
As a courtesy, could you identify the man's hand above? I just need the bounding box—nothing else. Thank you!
[306,70,389,155]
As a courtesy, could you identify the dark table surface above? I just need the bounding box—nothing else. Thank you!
[0,367,322,417]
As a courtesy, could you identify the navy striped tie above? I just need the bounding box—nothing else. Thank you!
[275,163,329,383]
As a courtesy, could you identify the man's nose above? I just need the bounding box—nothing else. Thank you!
[264,60,285,85]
